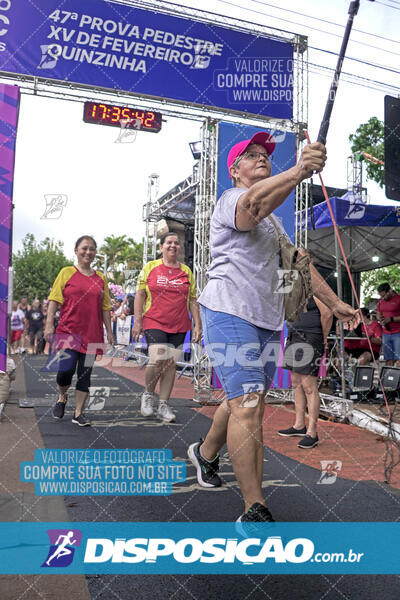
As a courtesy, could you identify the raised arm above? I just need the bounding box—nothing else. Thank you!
[235,143,327,231]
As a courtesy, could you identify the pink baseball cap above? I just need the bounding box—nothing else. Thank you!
[227,131,276,177]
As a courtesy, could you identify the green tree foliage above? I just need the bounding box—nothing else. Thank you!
[13,234,70,302]
[94,235,143,287]
[349,116,385,187]
[361,264,400,304]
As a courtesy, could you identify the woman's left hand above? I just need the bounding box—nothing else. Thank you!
[192,325,202,343]
[107,331,115,346]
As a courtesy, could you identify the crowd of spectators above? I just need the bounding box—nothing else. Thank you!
[10,295,59,355]
[341,282,400,368]
[10,291,133,355]
[110,294,135,337]
[9,281,399,369]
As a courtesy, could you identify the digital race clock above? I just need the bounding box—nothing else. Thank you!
[83,101,162,133]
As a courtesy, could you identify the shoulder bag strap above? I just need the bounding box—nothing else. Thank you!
[267,213,280,234]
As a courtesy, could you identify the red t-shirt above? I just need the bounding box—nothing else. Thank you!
[377,292,400,334]
[48,266,111,354]
[136,260,196,333]
[344,321,383,354]
[359,321,382,354]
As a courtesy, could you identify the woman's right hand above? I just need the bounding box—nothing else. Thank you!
[297,142,327,180]
[44,325,54,342]
[132,320,143,342]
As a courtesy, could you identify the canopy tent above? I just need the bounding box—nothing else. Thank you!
[304,197,400,272]
[307,198,400,273]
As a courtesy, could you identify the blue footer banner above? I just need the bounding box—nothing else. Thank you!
[0,523,398,574]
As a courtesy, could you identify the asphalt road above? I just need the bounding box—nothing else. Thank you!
[23,355,400,599]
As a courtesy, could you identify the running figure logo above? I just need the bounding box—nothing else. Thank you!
[276,269,298,294]
[42,529,82,567]
[190,42,212,69]
[41,194,67,219]
[115,117,142,143]
[38,44,61,69]
[343,192,366,220]
[317,460,342,484]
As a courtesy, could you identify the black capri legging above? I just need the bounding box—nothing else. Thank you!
[56,349,95,392]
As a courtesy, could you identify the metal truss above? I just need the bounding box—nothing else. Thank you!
[144,168,198,223]
[294,40,309,249]
[347,154,367,202]
[192,118,219,402]
[295,177,309,249]
[142,174,160,265]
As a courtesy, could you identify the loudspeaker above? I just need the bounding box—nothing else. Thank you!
[380,366,400,391]
[375,366,400,403]
[384,95,400,202]
[349,366,375,402]
[354,366,375,389]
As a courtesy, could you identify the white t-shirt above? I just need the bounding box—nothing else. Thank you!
[11,309,25,331]
[198,187,288,331]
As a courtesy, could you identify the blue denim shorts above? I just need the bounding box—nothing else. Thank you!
[382,332,400,361]
[201,306,281,401]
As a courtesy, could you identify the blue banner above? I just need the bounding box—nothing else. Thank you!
[1,0,293,119]
[217,121,296,240]
[0,522,398,574]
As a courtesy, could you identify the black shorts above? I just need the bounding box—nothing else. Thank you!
[283,330,324,376]
[29,326,43,346]
[345,346,380,360]
[143,329,187,348]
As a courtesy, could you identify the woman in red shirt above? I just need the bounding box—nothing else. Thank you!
[45,236,114,426]
[132,232,201,422]
[345,307,382,365]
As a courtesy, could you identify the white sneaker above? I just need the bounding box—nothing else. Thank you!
[157,403,175,422]
[140,391,155,417]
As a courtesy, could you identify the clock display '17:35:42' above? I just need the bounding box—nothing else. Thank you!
[83,101,162,132]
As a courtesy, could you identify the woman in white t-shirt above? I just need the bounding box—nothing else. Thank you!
[187,132,360,530]
[10,300,25,353]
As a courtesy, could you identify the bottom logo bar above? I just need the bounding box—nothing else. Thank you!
[0,523,398,574]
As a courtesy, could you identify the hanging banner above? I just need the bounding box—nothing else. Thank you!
[116,315,132,345]
[1,0,294,119]
[0,83,19,373]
